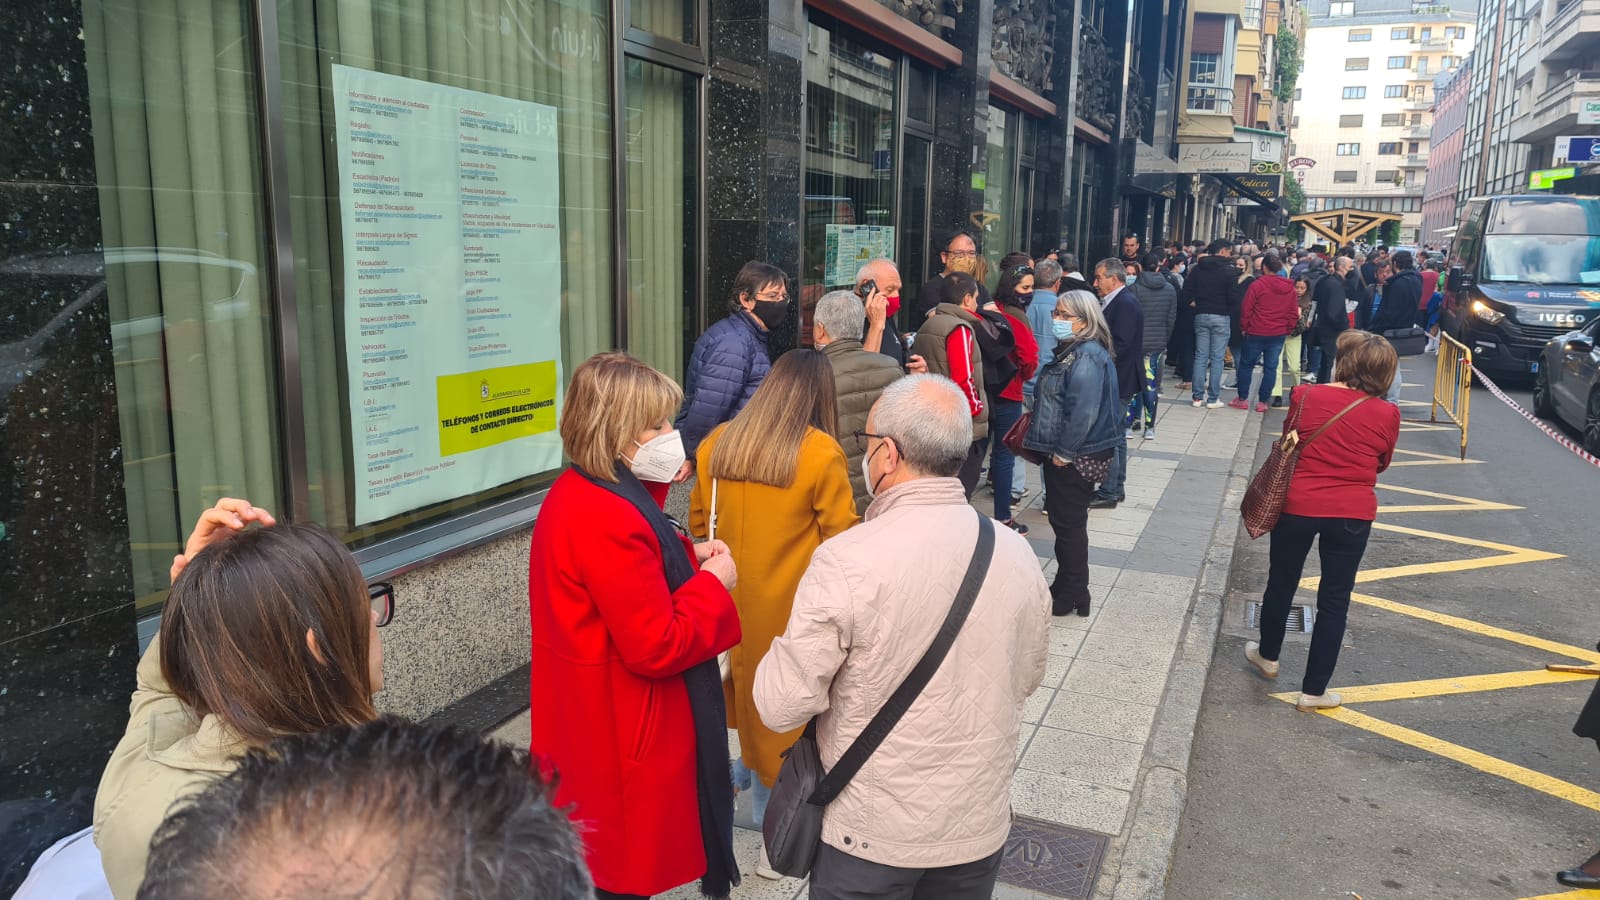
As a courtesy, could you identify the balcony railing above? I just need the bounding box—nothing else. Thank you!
[1186,84,1234,115]
[1543,0,1600,61]
[1400,152,1429,166]
[1404,124,1430,139]
[1411,36,1451,50]
[1406,95,1432,110]
[1510,71,1600,143]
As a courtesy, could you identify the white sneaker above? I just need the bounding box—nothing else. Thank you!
[1192,399,1205,407]
[757,841,781,880]
[1143,429,1156,441]
[1244,641,1278,678]
[1206,400,1225,409]
[1296,691,1342,712]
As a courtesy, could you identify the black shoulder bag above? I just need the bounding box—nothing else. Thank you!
[762,514,996,877]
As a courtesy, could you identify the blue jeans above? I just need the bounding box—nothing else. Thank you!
[732,757,771,827]
[988,398,1022,520]
[1193,314,1230,402]
[1236,335,1286,404]
[1095,402,1130,502]
[1127,351,1163,429]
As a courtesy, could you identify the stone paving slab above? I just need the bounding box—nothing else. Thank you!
[490,384,1262,900]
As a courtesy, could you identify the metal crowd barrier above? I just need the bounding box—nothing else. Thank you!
[1429,332,1472,459]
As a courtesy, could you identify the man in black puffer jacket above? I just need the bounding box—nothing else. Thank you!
[1178,240,1244,406]
[1368,250,1423,335]
[1128,253,1177,438]
[1309,257,1352,382]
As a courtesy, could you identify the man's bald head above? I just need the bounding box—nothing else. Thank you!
[867,375,972,478]
[855,258,902,292]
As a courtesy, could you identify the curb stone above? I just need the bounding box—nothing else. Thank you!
[1101,411,1269,900]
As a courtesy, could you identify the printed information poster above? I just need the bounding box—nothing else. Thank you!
[331,64,563,525]
[823,224,895,286]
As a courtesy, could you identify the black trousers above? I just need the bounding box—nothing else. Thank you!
[1256,513,1373,695]
[810,843,1004,900]
[1314,329,1341,383]
[1043,462,1095,613]
[596,891,649,900]
[956,438,986,499]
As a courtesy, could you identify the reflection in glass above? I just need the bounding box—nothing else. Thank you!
[625,58,698,381]
[983,105,1019,279]
[802,22,896,346]
[278,0,614,542]
[631,0,696,44]
[79,0,280,609]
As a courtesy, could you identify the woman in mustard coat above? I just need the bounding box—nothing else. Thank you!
[689,348,858,878]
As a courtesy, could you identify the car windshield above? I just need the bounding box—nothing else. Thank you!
[1482,235,1600,285]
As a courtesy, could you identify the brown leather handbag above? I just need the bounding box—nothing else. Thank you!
[1240,393,1369,539]
[1002,411,1047,465]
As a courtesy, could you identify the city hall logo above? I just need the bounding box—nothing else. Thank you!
[480,379,491,401]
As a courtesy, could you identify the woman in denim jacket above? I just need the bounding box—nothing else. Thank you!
[1023,289,1124,616]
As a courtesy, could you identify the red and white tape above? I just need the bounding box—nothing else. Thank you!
[1471,366,1600,468]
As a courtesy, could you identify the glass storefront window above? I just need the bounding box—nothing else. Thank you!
[983,105,1019,277]
[801,20,897,345]
[625,58,699,381]
[630,0,696,44]
[71,0,282,611]
[278,0,614,544]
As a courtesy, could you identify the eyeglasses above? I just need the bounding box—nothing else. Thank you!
[1009,265,1034,277]
[755,289,789,302]
[1051,310,1075,320]
[368,582,395,627]
[852,429,894,452]
[944,248,977,258]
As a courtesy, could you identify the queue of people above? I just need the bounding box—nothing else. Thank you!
[34,233,1527,900]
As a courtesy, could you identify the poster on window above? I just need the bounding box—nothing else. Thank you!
[823,224,895,287]
[331,65,563,526]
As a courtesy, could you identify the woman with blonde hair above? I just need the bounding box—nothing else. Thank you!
[1022,289,1124,616]
[1245,330,1400,711]
[689,348,858,878]
[528,351,742,900]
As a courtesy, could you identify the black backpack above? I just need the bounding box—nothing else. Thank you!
[971,309,1019,398]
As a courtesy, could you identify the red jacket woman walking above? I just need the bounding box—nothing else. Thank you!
[528,352,742,899]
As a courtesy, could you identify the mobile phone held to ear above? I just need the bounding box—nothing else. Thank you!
[858,278,877,299]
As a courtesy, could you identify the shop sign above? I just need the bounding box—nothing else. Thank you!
[1239,131,1285,164]
[1528,167,1577,190]
[1579,100,1600,125]
[1288,157,1317,169]
[1218,173,1283,201]
[1177,142,1252,173]
[1554,136,1600,164]
[1252,161,1283,174]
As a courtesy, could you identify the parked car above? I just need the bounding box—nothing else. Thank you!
[1532,315,1600,453]
[1441,193,1600,378]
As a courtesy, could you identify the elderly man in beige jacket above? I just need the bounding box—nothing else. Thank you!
[753,374,1051,900]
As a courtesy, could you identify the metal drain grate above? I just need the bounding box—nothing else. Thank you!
[1246,601,1313,632]
[996,816,1109,899]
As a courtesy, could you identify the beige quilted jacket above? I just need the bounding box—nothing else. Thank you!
[753,477,1051,868]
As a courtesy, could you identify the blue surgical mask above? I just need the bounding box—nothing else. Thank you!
[1052,319,1074,341]
[1124,274,1137,285]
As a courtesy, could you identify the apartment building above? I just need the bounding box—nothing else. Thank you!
[1420,58,1474,245]
[1289,0,1476,244]
[1506,0,1600,186]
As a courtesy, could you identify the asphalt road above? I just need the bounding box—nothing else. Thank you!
[1168,356,1600,900]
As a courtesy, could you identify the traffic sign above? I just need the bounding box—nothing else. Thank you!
[1554,136,1600,163]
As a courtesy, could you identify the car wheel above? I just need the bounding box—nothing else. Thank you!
[1586,389,1600,456]
[1531,366,1555,418]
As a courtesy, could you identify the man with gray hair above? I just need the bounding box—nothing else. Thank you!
[814,290,906,512]
[755,374,1050,900]
[856,258,910,368]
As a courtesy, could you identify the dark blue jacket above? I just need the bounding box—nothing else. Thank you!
[1101,287,1146,399]
[1369,269,1423,334]
[1023,339,1124,462]
[676,310,770,456]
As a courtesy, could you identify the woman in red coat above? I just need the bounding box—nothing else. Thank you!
[528,352,742,900]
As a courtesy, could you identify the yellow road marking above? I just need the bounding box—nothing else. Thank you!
[1278,705,1600,811]
[1519,891,1600,899]
[1345,593,1600,664]
[1271,669,1597,704]
[1376,484,1523,514]
[1295,522,1566,584]
[1387,448,1483,466]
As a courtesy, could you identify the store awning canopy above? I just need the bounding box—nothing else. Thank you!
[1289,208,1403,246]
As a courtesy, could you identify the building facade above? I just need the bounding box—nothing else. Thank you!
[1,0,1190,884]
[1291,0,1475,244]
[1507,0,1600,186]
[1457,0,1532,200]
[1420,57,1472,246]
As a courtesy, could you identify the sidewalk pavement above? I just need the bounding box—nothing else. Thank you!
[492,384,1263,900]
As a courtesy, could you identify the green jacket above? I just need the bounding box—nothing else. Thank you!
[822,339,904,513]
[915,303,990,441]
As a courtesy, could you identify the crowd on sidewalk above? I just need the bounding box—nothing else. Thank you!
[23,229,1598,900]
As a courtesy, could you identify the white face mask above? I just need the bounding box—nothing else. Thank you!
[627,430,685,483]
[861,442,886,498]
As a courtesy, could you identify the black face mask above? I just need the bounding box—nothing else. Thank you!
[750,298,789,330]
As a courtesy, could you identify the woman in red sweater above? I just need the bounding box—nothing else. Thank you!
[1245,331,1401,711]
[991,263,1040,532]
[527,352,742,900]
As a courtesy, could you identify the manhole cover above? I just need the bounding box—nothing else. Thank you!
[996,816,1109,899]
